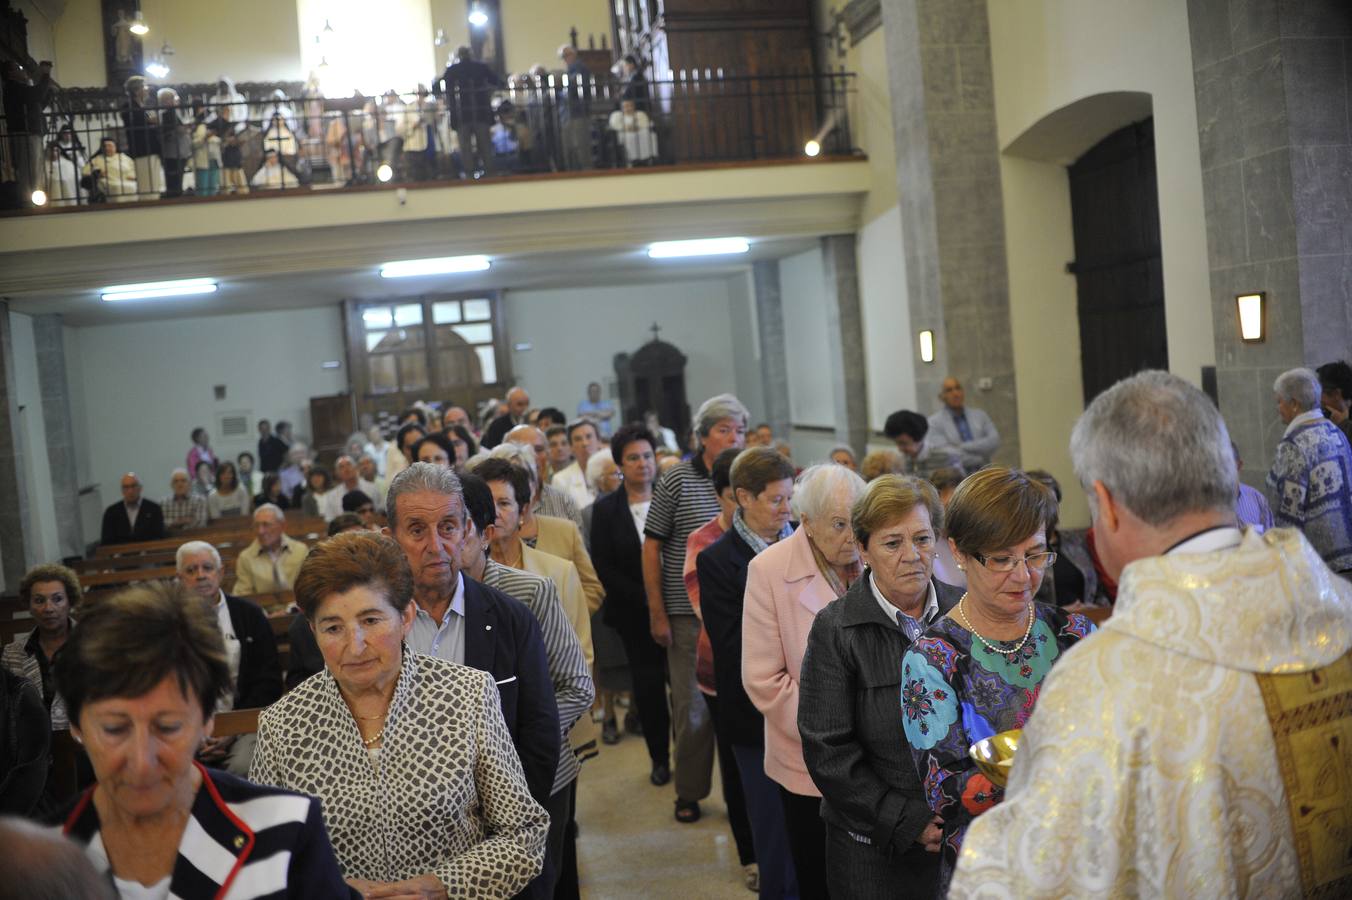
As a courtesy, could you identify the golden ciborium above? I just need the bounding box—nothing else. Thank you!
[968,729,1022,788]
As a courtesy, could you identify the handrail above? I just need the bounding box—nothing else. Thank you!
[1,71,858,212]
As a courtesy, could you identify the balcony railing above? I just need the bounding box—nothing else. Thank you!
[0,71,857,212]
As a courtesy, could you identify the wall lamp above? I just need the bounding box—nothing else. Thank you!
[918,330,935,363]
[804,110,839,157]
[1236,292,1265,343]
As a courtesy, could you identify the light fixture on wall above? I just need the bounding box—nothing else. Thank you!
[1236,292,1265,342]
[102,278,218,302]
[380,255,492,278]
[434,28,448,47]
[31,189,47,207]
[129,11,149,36]
[145,42,173,79]
[468,3,489,27]
[804,110,840,157]
[918,329,935,363]
[647,237,750,259]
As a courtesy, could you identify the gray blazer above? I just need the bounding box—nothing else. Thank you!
[799,574,962,858]
[927,406,1000,470]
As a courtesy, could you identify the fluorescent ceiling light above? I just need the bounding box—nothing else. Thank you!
[647,238,750,259]
[379,255,491,278]
[101,278,218,302]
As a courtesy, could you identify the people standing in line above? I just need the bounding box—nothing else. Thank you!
[643,393,749,823]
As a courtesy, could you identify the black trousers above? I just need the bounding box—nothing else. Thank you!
[617,626,670,767]
[824,823,939,900]
[780,786,830,899]
[703,693,756,866]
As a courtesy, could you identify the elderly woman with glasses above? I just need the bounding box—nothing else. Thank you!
[900,467,1094,895]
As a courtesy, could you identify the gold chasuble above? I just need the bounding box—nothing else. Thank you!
[949,528,1352,899]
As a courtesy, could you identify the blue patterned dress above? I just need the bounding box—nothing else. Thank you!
[900,603,1093,891]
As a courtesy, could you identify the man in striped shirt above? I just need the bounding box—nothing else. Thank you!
[643,393,748,823]
[460,470,594,898]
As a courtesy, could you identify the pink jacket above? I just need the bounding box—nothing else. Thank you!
[743,525,839,796]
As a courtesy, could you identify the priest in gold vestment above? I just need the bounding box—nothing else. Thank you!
[950,371,1352,899]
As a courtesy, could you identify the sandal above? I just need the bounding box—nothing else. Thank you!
[674,799,701,823]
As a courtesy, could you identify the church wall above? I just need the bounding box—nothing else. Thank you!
[988,0,1213,528]
[780,247,833,433]
[503,277,746,431]
[727,272,768,431]
[50,0,105,87]
[858,207,917,430]
[66,306,348,518]
[14,0,58,70]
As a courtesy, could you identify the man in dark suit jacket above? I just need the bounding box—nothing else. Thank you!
[100,472,166,545]
[176,540,283,777]
[589,426,671,780]
[386,461,560,811]
[480,386,530,449]
[798,556,962,899]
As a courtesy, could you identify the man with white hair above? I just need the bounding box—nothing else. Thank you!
[1267,366,1352,574]
[177,540,282,774]
[163,467,207,531]
[949,370,1352,898]
[231,504,310,595]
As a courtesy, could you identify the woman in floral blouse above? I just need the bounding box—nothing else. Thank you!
[900,467,1093,893]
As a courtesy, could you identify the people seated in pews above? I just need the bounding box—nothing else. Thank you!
[445,425,477,470]
[327,512,369,537]
[278,441,310,498]
[100,472,166,545]
[237,450,261,495]
[322,456,377,522]
[900,467,1094,894]
[413,432,456,468]
[176,541,282,776]
[163,467,208,531]
[52,581,354,897]
[206,460,253,521]
[2,564,80,735]
[389,421,426,480]
[383,462,561,810]
[356,453,388,509]
[340,490,378,529]
[252,530,550,897]
[949,370,1352,898]
[192,459,215,498]
[231,504,310,596]
[298,464,333,519]
[254,472,292,511]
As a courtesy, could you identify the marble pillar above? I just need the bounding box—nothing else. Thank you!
[33,314,84,559]
[0,303,34,590]
[879,0,1020,465]
[752,261,792,441]
[822,234,870,456]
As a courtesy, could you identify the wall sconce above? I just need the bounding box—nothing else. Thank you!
[918,330,935,363]
[1236,292,1265,342]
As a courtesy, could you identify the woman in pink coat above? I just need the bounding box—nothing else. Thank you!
[744,462,867,898]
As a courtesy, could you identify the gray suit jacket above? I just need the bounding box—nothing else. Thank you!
[799,575,962,859]
[927,406,999,470]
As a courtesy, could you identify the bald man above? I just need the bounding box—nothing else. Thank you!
[926,377,1000,470]
[99,471,166,545]
[482,386,531,449]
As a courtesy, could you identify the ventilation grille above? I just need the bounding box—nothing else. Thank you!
[218,414,250,438]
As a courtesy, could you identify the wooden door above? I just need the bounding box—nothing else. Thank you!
[1068,118,1168,404]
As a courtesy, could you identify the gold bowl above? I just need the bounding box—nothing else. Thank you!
[968,729,1022,788]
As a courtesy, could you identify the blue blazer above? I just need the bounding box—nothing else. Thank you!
[462,575,562,809]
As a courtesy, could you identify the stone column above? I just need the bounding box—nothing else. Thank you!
[752,261,792,440]
[33,314,84,559]
[0,303,34,590]
[1188,0,1352,480]
[879,0,1020,465]
[822,235,870,455]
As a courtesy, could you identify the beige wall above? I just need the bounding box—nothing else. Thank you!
[990,0,1213,528]
[51,0,104,86]
[499,0,611,75]
[297,0,433,95]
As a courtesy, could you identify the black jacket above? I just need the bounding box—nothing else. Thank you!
[285,614,324,691]
[695,527,764,747]
[479,413,515,449]
[2,69,53,134]
[259,434,289,473]
[100,498,166,545]
[223,594,284,709]
[436,59,502,127]
[590,487,649,635]
[461,577,560,806]
[799,573,961,872]
[121,98,161,158]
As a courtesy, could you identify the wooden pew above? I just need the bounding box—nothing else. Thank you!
[213,707,262,737]
[93,516,327,559]
[1081,605,1113,626]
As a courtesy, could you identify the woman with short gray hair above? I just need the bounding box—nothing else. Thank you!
[742,462,867,896]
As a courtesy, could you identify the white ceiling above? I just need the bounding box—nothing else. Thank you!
[5,237,818,326]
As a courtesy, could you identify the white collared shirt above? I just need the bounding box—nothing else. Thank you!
[213,590,240,712]
[1282,407,1324,438]
[407,572,467,664]
[869,571,938,641]
[1167,527,1244,556]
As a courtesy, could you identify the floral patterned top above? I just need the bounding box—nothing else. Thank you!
[900,602,1093,889]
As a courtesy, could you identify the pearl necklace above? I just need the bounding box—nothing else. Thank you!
[956,593,1035,657]
[360,725,385,748]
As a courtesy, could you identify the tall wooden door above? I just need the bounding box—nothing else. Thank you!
[1068,118,1168,403]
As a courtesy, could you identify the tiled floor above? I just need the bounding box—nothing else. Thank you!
[575,729,753,899]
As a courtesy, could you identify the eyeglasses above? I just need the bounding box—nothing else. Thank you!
[971,551,1057,573]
